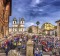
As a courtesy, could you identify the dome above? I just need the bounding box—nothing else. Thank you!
[13,18,17,21]
[21,18,25,21]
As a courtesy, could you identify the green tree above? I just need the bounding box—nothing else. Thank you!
[28,27,32,33]
[55,31,57,36]
[36,21,40,34]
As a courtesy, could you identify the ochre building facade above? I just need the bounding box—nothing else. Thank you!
[56,20,60,39]
[0,0,12,38]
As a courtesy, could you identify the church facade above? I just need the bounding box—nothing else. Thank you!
[9,18,25,33]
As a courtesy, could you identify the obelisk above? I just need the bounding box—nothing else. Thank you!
[26,39,33,56]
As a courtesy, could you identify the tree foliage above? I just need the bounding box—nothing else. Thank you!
[36,21,40,33]
[28,27,32,33]
[36,21,40,26]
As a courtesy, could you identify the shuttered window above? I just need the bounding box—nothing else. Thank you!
[59,23,60,26]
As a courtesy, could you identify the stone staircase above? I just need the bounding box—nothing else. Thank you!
[0,48,5,53]
[43,51,55,56]
[0,48,6,56]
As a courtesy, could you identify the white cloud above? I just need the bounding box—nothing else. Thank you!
[31,0,42,7]
[17,8,22,12]
[17,7,26,13]
[36,0,40,4]
[25,22,35,27]
[39,9,43,11]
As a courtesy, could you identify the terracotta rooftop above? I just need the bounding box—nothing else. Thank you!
[56,20,60,23]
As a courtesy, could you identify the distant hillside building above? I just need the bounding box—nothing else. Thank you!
[56,20,60,39]
[28,25,40,34]
[9,18,25,33]
[41,22,56,35]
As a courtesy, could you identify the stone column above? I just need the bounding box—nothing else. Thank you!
[4,23,9,36]
[0,0,4,38]
[26,39,33,56]
[0,25,5,38]
[4,1,10,36]
[56,20,60,39]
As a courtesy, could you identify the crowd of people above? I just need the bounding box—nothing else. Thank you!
[0,34,28,56]
[32,35,60,56]
[0,34,60,56]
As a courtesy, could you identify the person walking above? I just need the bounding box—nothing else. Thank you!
[19,38,22,43]
[34,48,39,56]
[17,41,21,56]
[13,41,17,49]
[39,50,43,56]
[17,41,21,51]
[5,45,9,56]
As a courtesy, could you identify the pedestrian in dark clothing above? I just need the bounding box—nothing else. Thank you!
[39,50,43,56]
[59,48,60,55]
[17,41,21,51]
[9,40,13,49]
[34,48,39,56]
[5,45,9,56]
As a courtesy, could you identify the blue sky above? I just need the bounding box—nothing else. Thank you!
[9,0,60,27]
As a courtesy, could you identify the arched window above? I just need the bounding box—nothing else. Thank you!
[14,21,15,24]
[22,29,23,31]
[22,21,23,24]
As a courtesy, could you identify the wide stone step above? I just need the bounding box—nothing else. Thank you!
[0,50,5,53]
[43,52,52,55]
[0,53,6,56]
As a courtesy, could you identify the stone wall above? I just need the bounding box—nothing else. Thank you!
[56,20,60,39]
[0,0,12,38]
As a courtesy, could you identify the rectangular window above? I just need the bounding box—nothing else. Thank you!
[59,23,60,26]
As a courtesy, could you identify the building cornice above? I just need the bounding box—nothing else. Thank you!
[56,20,60,23]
